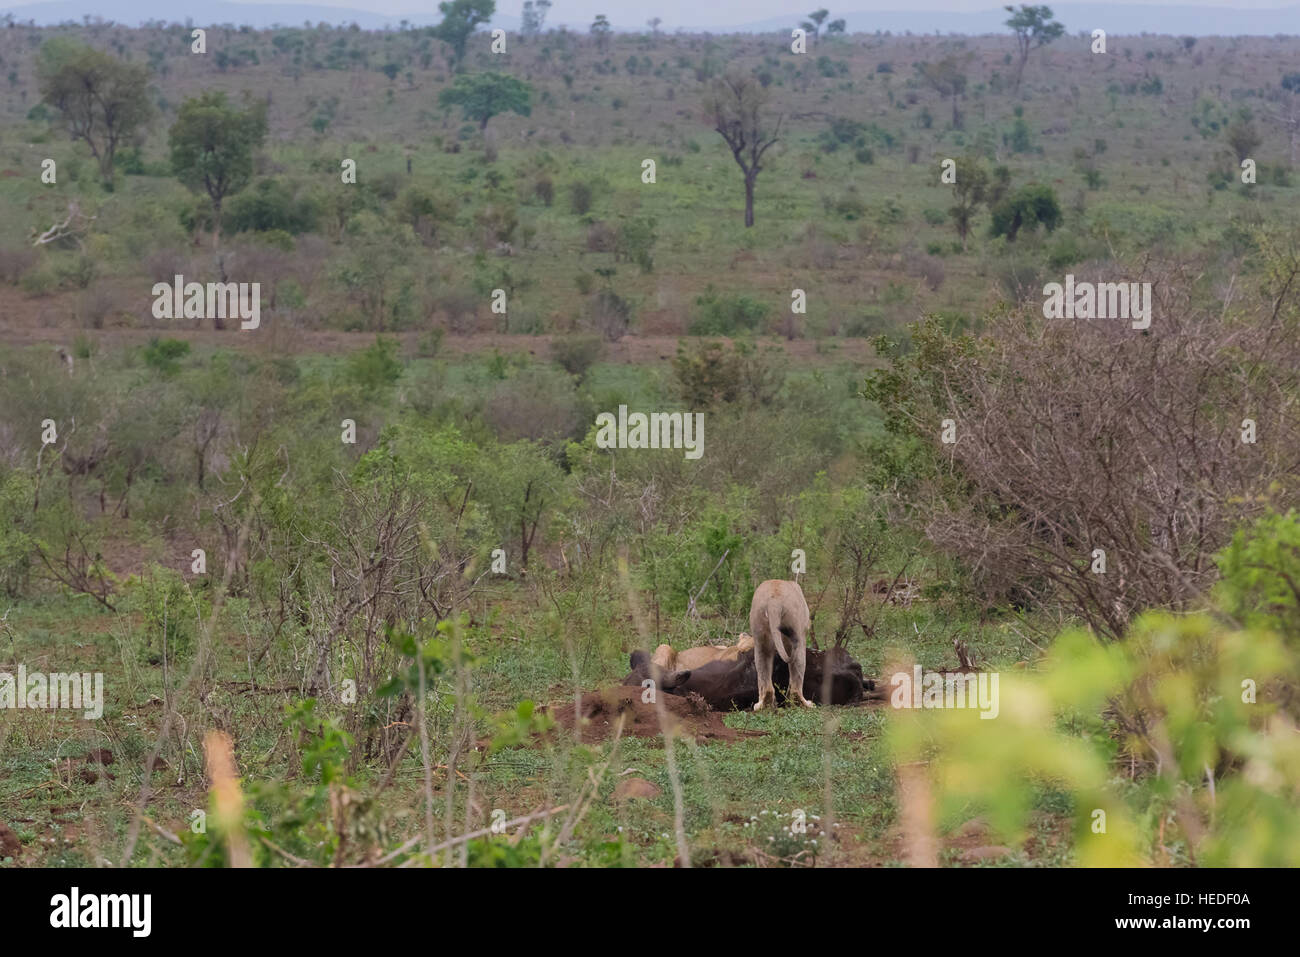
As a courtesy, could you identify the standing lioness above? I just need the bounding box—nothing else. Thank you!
[750,579,815,710]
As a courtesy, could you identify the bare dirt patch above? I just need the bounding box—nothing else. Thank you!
[0,297,875,369]
[0,821,21,859]
[542,686,767,746]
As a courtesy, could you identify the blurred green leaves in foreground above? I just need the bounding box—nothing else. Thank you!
[890,510,1300,866]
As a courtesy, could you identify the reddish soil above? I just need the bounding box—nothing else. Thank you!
[0,821,20,859]
[0,286,876,366]
[542,685,768,745]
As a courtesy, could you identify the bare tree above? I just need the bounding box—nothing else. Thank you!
[867,253,1300,638]
[704,73,783,228]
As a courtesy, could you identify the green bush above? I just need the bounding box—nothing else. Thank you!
[346,336,403,395]
[615,217,657,273]
[226,178,320,235]
[143,337,191,374]
[0,469,34,597]
[989,185,1062,241]
[551,334,604,378]
[125,563,194,665]
[689,286,770,336]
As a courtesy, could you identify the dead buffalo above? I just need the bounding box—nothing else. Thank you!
[623,646,873,712]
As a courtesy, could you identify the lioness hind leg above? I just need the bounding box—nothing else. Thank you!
[753,634,776,711]
[789,643,816,708]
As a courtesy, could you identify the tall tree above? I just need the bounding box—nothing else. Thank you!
[432,0,495,70]
[800,8,830,41]
[439,71,532,147]
[169,92,268,248]
[1004,4,1064,91]
[520,0,551,39]
[947,154,989,249]
[36,38,151,189]
[1225,110,1262,165]
[917,54,971,129]
[704,72,783,228]
[590,14,612,52]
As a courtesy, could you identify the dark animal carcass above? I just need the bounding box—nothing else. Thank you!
[622,646,873,712]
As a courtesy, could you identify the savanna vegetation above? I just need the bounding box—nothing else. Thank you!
[0,2,1298,868]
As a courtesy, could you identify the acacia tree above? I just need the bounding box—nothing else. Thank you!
[37,38,151,188]
[802,8,828,38]
[168,91,268,248]
[1004,4,1064,91]
[705,72,783,228]
[590,14,612,52]
[438,71,532,154]
[800,9,846,41]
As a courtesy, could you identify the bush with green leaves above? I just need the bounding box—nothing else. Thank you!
[689,286,770,336]
[345,336,403,396]
[0,468,35,597]
[124,562,194,665]
[989,184,1062,241]
[889,513,1300,866]
[614,216,657,273]
[142,337,191,375]
[1215,509,1300,655]
[641,504,755,623]
[184,698,384,867]
[672,338,784,409]
[225,178,320,235]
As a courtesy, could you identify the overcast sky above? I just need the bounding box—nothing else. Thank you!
[216,0,1300,29]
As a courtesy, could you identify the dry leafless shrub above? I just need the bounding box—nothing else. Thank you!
[0,246,38,283]
[438,289,480,334]
[894,257,1300,637]
[585,220,616,252]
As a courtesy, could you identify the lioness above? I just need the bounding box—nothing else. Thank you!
[750,579,815,710]
[651,633,755,672]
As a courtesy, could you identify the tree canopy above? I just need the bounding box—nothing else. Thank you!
[168,91,269,246]
[432,0,495,69]
[37,38,152,188]
[439,71,532,137]
[1004,4,1064,90]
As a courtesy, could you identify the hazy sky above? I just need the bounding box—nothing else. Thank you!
[217,0,1300,29]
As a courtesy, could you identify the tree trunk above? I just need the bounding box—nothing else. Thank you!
[744,174,756,228]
